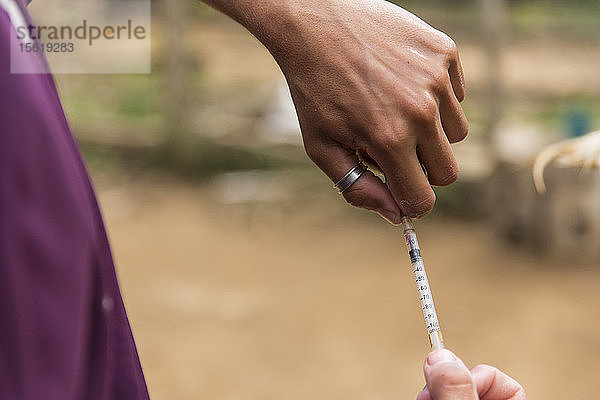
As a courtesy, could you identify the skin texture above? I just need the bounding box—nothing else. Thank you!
[203,0,468,222]
[417,349,527,400]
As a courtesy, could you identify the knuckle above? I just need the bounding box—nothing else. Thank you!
[434,161,459,186]
[439,33,458,57]
[401,191,435,217]
[429,66,451,93]
[407,93,438,124]
[303,141,327,164]
[372,128,412,152]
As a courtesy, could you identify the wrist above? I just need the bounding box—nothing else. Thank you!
[238,1,319,62]
[204,0,297,51]
[216,0,346,64]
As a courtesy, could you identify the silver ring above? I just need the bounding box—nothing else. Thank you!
[334,162,367,193]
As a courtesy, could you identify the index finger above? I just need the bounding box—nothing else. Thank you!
[377,147,436,218]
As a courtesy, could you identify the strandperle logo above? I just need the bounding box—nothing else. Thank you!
[16,19,147,46]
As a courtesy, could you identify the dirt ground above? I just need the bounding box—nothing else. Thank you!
[94,173,600,400]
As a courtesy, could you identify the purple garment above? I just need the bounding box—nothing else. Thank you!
[0,3,149,399]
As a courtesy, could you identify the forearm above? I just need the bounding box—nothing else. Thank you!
[200,0,294,53]
[200,0,355,63]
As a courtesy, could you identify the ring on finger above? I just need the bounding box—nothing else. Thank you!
[333,162,368,194]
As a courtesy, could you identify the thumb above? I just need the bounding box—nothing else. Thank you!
[422,349,478,400]
[304,140,403,224]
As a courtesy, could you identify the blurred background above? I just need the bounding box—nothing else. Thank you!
[48,0,600,398]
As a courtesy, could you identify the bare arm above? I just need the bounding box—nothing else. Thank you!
[202,0,468,222]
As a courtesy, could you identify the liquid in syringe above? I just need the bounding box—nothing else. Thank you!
[401,216,444,350]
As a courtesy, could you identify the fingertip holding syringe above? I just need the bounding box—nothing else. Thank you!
[401,216,445,351]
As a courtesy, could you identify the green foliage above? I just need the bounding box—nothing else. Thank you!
[81,138,299,180]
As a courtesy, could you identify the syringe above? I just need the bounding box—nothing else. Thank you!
[401,216,444,350]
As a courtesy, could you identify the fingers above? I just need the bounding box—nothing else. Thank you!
[415,77,465,187]
[420,349,478,400]
[471,365,527,400]
[417,351,527,400]
[439,80,469,144]
[373,139,436,218]
[366,73,465,215]
[304,139,403,224]
[416,117,459,187]
[448,47,466,102]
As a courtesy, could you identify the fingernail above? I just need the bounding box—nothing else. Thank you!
[426,349,456,366]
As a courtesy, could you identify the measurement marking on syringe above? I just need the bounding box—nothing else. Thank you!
[402,217,444,348]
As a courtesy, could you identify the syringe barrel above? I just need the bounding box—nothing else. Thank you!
[429,331,444,350]
[402,217,445,350]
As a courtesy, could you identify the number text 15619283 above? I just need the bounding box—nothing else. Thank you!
[19,42,75,53]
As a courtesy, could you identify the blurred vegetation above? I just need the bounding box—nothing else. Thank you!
[396,0,600,41]
[80,137,298,179]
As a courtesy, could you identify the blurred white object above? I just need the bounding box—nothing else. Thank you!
[533,130,600,193]
[492,119,560,164]
[257,81,302,145]
[492,129,600,260]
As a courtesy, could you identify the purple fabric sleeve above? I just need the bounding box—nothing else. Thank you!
[0,4,149,399]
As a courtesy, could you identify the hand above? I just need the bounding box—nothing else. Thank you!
[203,0,468,222]
[417,349,526,400]
[268,0,467,222]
